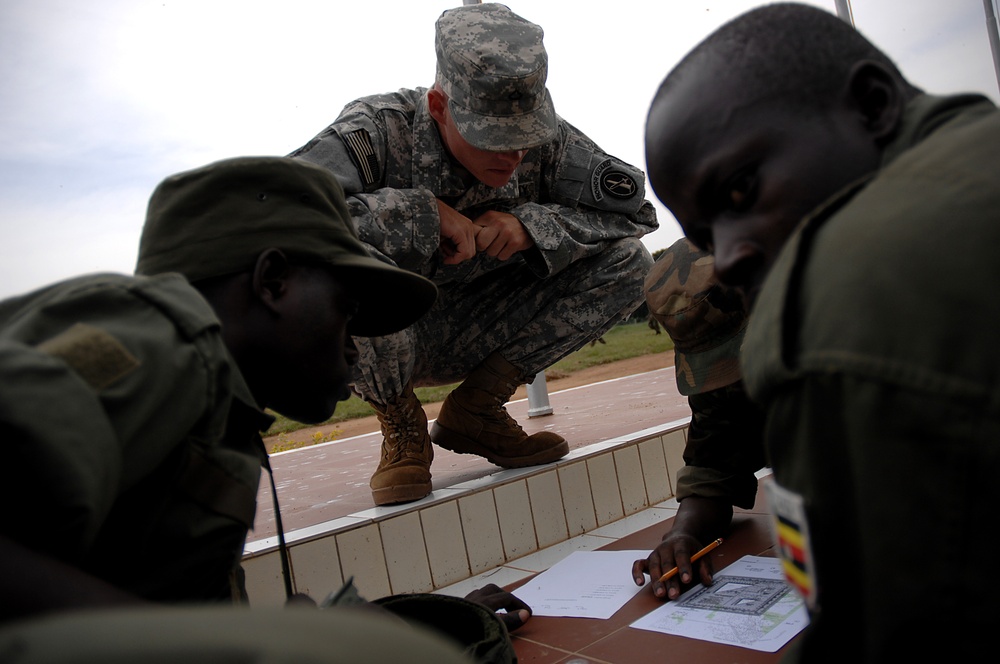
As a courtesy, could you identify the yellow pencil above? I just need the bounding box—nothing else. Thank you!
[657,537,723,583]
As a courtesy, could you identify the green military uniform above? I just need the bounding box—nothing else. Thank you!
[644,238,765,509]
[0,272,269,602]
[743,94,1000,661]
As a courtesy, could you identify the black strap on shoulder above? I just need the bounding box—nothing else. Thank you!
[260,450,296,601]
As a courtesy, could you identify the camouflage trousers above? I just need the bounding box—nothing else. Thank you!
[352,237,652,406]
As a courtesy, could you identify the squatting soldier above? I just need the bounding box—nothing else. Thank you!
[291,3,657,505]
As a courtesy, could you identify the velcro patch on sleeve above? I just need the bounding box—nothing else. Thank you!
[591,159,639,202]
[36,322,140,390]
[341,128,381,187]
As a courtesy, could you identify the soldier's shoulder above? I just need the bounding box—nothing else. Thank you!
[345,88,425,117]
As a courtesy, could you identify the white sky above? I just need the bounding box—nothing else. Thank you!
[1,0,998,299]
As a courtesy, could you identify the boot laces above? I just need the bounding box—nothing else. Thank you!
[379,400,427,462]
[488,387,525,434]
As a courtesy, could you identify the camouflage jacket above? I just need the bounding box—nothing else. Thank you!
[290,88,657,280]
[0,273,270,605]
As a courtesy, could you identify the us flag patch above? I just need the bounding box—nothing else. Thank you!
[765,480,817,610]
[342,129,380,187]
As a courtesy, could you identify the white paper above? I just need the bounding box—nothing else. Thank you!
[630,555,809,652]
[513,550,648,619]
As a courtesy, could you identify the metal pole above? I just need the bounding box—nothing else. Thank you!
[985,0,1000,95]
[526,371,554,417]
[834,0,855,27]
[451,0,553,415]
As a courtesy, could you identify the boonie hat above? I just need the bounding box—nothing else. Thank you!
[435,3,557,152]
[644,238,747,395]
[136,156,437,337]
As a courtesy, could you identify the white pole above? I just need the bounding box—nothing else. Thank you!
[526,372,554,417]
[834,0,855,27]
[984,0,1000,95]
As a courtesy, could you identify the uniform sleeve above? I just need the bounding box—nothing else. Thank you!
[675,381,767,508]
[0,281,220,564]
[512,120,659,277]
[290,103,441,274]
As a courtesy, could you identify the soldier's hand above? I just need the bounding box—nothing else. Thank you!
[464,583,532,632]
[632,531,716,601]
[436,199,478,264]
[473,210,534,260]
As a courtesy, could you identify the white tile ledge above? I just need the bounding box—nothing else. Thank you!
[244,417,690,557]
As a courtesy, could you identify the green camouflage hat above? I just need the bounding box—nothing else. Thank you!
[136,156,437,338]
[644,238,748,396]
[435,3,557,152]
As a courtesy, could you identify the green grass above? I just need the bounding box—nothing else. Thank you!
[264,320,672,437]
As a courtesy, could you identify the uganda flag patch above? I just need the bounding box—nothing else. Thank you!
[765,480,817,610]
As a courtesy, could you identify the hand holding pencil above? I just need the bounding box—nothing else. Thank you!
[657,538,723,583]
[632,536,725,600]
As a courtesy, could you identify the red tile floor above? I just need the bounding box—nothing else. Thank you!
[506,479,792,664]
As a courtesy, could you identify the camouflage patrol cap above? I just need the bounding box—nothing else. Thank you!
[435,3,557,152]
[644,238,748,396]
[136,156,437,337]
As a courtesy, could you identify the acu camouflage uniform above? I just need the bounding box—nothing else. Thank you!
[290,7,656,405]
[645,238,765,509]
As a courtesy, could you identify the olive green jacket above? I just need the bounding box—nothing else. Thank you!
[744,94,1000,662]
[0,273,270,604]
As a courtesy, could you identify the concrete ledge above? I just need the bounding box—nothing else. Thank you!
[242,417,691,606]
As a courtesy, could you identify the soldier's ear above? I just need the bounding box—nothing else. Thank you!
[845,60,905,145]
[251,248,292,316]
[427,87,448,125]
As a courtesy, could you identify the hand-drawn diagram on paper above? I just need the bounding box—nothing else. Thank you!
[630,555,809,652]
[679,575,788,614]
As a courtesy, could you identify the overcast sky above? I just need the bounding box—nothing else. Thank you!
[1,0,997,299]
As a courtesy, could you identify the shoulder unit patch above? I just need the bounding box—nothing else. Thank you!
[591,158,638,202]
[35,322,140,391]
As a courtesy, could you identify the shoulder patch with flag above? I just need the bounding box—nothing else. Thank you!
[341,128,381,187]
[765,480,818,610]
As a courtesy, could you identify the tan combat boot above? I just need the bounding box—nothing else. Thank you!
[369,384,433,506]
[430,353,569,467]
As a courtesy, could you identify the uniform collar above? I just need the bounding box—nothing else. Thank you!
[881,93,996,168]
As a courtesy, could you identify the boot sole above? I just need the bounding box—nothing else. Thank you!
[371,482,432,506]
[430,422,570,468]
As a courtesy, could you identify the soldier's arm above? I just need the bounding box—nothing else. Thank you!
[289,102,441,274]
[509,120,659,277]
[0,277,219,566]
[632,382,766,599]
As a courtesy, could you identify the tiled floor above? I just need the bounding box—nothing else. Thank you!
[242,367,695,604]
[251,366,689,540]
